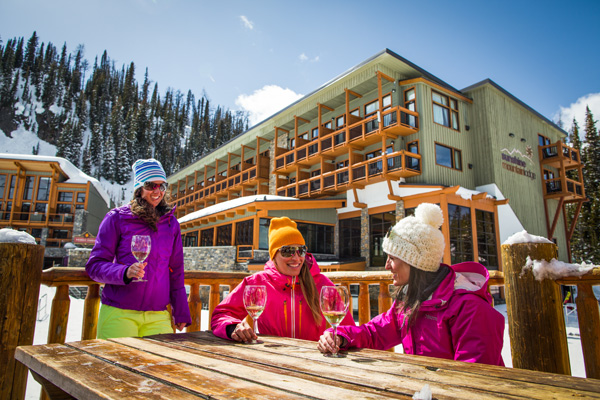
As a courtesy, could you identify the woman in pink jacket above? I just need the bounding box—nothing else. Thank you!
[318,203,505,366]
[211,217,355,342]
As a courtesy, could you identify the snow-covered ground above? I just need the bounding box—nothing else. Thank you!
[24,286,588,399]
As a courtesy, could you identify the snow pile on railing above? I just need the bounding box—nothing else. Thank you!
[503,230,597,280]
[0,228,36,244]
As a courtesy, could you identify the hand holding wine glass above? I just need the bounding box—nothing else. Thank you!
[320,285,349,357]
[130,235,151,282]
[243,285,267,344]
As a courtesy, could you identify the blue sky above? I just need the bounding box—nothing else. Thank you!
[1,0,599,132]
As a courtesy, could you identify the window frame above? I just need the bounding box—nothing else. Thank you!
[435,142,463,171]
[432,90,460,131]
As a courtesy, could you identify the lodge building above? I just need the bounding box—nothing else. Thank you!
[0,154,111,267]
[168,49,585,275]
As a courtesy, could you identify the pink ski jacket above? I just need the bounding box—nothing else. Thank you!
[334,262,505,366]
[211,254,355,341]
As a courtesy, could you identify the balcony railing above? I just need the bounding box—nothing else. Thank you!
[539,141,581,169]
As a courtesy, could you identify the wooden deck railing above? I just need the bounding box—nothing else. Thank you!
[36,265,600,378]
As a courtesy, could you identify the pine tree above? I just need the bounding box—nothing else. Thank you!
[102,132,116,183]
[89,122,103,176]
[115,134,130,184]
[82,140,92,175]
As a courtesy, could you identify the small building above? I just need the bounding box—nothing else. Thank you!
[0,154,112,267]
[168,49,585,279]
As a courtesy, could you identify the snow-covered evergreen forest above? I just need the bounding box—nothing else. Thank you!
[0,31,249,183]
[0,31,598,263]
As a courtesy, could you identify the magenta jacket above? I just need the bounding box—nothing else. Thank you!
[334,262,505,366]
[211,254,355,341]
[85,204,191,326]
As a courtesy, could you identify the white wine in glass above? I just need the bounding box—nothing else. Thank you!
[243,285,267,344]
[320,285,349,357]
[130,235,151,282]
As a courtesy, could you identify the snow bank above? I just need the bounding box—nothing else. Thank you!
[0,228,36,244]
[524,256,597,281]
[503,230,553,245]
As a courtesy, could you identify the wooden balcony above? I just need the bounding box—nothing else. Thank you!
[542,177,585,201]
[380,105,420,137]
[539,141,581,169]
[386,150,422,179]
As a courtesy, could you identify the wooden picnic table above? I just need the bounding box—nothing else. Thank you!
[15,331,600,399]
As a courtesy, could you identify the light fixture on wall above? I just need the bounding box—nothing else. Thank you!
[521,138,526,142]
[391,89,396,93]
[468,163,473,169]
[509,133,515,138]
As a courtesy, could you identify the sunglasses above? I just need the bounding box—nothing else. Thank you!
[279,245,307,258]
[143,181,169,192]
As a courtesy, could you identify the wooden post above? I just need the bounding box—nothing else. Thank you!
[0,242,45,400]
[188,282,202,332]
[358,283,370,325]
[501,242,571,374]
[47,284,70,344]
[574,283,600,379]
[82,284,100,340]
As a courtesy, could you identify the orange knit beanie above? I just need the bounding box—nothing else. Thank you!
[268,217,306,260]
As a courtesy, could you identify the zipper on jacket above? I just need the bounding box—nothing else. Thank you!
[290,276,296,338]
[284,299,288,330]
[299,299,302,334]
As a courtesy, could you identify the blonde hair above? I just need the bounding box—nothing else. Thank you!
[299,260,323,325]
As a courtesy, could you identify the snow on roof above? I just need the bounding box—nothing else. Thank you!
[524,256,597,281]
[0,153,111,207]
[503,230,553,245]
[0,228,36,244]
[178,195,298,224]
[455,186,495,200]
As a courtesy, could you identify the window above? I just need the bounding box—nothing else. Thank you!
[336,115,345,128]
[259,218,270,250]
[404,87,417,128]
[57,204,72,214]
[235,219,254,246]
[184,232,198,247]
[435,143,462,171]
[297,222,333,254]
[8,176,16,199]
[538,134,551,147]
[58,192,73,202]
[76,193,86,203]
[0,175,5,199]
[323,121,332,130]
[216,224,232,246]
[350,108,360,117]
[339,217,361,258]
[37,177,50,201]
[382,93,392,110]
[476,210,498,270]
[432,91,459,130]
[311,127,319,140]
[23,176,34,200]
[365,100,378,116]
[200,228,214,246]
[369,211,396,266]
[448,204,473,264]
[407,140,419,154]
[289,138,295,149]
[406,140,421,171]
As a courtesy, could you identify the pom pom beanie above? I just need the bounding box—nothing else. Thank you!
[382,203,445,272]
[268,217,305,260]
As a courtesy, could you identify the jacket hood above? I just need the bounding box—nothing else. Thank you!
[421,262,494,311]
[263,253,321,286]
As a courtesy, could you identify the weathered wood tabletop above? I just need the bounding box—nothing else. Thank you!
[15,331,600,399]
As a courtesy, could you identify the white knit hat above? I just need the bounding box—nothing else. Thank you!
[382,203,445,272]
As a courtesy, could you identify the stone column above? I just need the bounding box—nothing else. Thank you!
[361,207,370,268]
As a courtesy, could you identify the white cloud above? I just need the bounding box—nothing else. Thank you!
[555,93,600,134]
[299,53,319,63]
[235,85,303,126]
[240,15,254,30]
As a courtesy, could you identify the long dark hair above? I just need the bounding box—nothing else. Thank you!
[394,264,450,329]
[298,258,322,324]
[129,188,174,231]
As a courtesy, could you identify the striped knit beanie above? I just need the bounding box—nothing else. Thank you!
[132,158,167,191]
[382,203,445,272]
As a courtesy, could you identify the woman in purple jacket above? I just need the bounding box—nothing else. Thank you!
[317,203,505,366]
[86,159,191,339]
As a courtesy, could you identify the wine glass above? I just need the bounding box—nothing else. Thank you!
[243,285,267,344]
[131,235,151,282]
[320,285,349,357]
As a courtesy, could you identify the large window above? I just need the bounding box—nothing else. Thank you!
[339,217,361,259]
[235,219,253,246]
[259,218,270,250]
[435,143,462,171]
[369,211,396,266]
[200,228,214,246]
[432,91,459,130]
[184,231,198,247]
[37,177,51,201]
[404,87,417,128]
[216,224,232,246]
[448,204,473,264]
[23,176,34,200]
[297,222,333,254]
[476,210,498,270]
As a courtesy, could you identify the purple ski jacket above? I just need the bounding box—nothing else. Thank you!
[85,204,191,326]
[211,254,355,341]
[334,262,505,366]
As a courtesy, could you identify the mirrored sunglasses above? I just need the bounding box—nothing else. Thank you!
[279,245,307,258]
[143,181,168,192]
